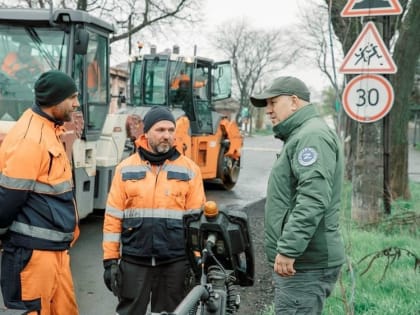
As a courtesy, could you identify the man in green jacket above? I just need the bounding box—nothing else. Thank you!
[250,76,346,315]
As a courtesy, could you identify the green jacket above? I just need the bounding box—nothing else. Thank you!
[265,104,346,270]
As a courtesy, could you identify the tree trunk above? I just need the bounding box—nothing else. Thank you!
[325,0,419,223]
[352,122,384,223]
[255,108,265,130]
[344,18,385,222]
[389,0,420,199]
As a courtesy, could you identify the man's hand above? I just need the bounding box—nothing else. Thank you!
[274,253,296,277]
[103,259,120,296]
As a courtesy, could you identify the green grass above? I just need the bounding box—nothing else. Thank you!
[262,181,420,315]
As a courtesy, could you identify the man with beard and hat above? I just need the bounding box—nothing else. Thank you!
[0,70,80,314]
[102,105,206,315]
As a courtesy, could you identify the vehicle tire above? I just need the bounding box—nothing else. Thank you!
[216,145,240,191]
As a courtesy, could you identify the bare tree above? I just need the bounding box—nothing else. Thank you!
[2,0,203,46]
[294,0,420,223]
[295,1,347,140]
[296,2,343,92]
[211,19,298,132]
[103,0,201,44]
[387,2,420,201]
[324,0,419,223]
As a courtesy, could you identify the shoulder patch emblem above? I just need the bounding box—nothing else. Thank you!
[298,147,318,166]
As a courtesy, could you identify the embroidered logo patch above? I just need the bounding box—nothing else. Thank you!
[297,147,318,166]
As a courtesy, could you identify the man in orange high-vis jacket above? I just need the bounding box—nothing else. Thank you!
[170,70,190,89]
[87,59,101,91]
[103,105,206,315]
[0,70,81,315]
[1,43,43,80]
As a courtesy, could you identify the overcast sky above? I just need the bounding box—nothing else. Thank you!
[111,0,330,98]
[202,0,328,96]
[204,0,301,28]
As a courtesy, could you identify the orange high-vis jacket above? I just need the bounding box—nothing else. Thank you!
[0,107,79,249]
[171,73,205,89]
[1,52,40,78]
[87,60,100,89]
[171,73,190,89]
[103,135,206,262]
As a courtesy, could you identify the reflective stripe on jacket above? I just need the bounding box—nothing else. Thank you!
[103,137,206,262]
[0,108,79,250]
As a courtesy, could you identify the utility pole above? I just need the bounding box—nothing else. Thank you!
[382,15,391,215]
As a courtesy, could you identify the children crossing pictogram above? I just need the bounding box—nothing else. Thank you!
[339,22,397,74]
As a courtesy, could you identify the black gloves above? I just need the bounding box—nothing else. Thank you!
[103,259,119,296]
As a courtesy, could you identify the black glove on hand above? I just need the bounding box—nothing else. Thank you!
[103,259,119,296]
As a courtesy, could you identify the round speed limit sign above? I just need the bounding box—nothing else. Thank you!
[342,74,394,123]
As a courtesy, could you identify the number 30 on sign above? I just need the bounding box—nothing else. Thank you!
[342,74,394,123]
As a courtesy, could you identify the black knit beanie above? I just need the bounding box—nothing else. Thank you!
[35,70,78,107]
[143,106,176,132]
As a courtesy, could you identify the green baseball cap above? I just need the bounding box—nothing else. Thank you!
[250,76,310,107]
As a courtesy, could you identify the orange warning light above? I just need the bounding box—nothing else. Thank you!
[204,201,218,218]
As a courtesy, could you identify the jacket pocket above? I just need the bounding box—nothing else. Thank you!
[167,179,189,209]
[47,146,69,183]
[165,219,184,253]
[121,218,151,256]
[122,168,147,199]
[280,208,292,232]
[122,218,144,243]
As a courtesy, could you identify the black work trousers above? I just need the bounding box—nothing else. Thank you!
[116,258,189,315]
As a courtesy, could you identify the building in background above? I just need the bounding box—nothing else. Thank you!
[109,66,128,113]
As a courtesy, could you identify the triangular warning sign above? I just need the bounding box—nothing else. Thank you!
[341,0,403,17]
[339,22,397,74]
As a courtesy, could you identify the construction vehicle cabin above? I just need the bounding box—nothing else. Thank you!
[128,45,243,190]
[0,9,243,221]
[0,8,130,219]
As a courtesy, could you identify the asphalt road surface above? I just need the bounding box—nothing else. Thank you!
[0,134,282,315]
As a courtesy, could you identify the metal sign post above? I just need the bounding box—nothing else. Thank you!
[382,16,392,215]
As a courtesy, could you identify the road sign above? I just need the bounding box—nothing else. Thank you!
[341,0,403,17]
[342,74,394,123]
[339,22,397,74]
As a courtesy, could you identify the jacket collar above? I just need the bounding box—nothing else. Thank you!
[273,104,319,141]
[136,134,180,164]
[31,104,64,127]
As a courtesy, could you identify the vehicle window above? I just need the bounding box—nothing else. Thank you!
[0,26,68,120]
[85,31,108,131]
[144,59,167,105]
[130,60,142,106]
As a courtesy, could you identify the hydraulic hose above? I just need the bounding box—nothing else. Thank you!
[172,285,209,315]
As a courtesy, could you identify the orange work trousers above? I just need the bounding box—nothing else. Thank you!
[1,246,79,315]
